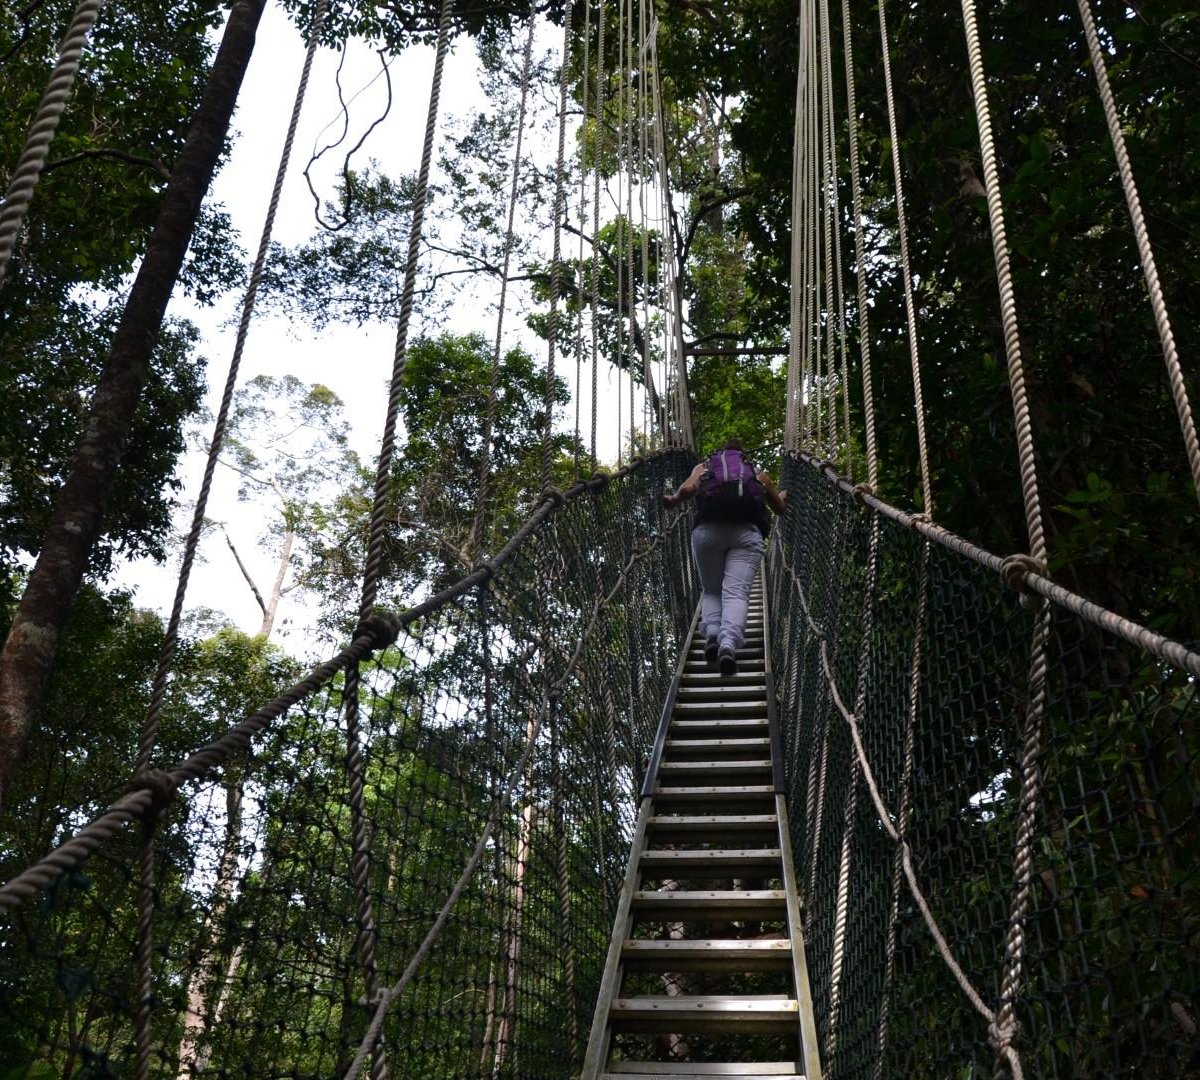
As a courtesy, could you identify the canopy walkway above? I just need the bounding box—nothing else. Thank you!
[3,1,1200,1079]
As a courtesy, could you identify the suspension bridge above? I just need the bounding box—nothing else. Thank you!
[1,1,1198,1078]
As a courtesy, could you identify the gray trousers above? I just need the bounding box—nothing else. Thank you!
[691,522,764,651]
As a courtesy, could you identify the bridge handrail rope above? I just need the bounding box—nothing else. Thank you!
[0,449,686,914]
[0,0,106,288]
[342,501,691,1080]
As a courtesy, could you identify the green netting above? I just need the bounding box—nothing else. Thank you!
[0,449,698,1079]
[769,452,1200,1079]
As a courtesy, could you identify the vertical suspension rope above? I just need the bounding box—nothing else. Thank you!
[841,0,879,488]
[820,0,852,477]
[575,0,594,474]
[128,7,330,1077]
[590,0,608,469]
[959,5,1050,1077]
[1074,0,1200,505]
[0,0,107,288]
[615,0,626,466]
[786,0,806,452]
[544,0,576,494]
[346,5,456,1075]
[473,11,538,548]
[625,0,637,455]
[818,0,837,460]
[877,0,933,513]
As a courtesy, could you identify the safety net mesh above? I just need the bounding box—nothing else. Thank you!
[0,449,698,1079]
[768,452,1200,1080]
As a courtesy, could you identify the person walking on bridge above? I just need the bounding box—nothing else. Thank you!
[663,440,787,676]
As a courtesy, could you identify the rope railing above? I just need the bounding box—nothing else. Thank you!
[1,449,698,1079]
[769,451,1200,1079]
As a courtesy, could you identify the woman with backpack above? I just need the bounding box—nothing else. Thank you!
[662,440,788,676]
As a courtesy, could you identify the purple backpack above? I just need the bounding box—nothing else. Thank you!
[697,448,768,528]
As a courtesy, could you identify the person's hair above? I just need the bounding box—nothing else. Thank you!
[724,438,744,451]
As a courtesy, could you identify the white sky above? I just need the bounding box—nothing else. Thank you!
[112,8,653,653]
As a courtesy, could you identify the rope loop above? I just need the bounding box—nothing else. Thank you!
[1000,553,1048,596]
[127,769,179,820]
[542,485,566,507]
[908,511,931,531]
[852,482,874,504]
[987,1018,1024,1080]
[473,560,497,581]
[353,610,403,651]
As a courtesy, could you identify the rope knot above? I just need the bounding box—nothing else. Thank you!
[128,769,179,818]
[1000,554,1047,595]
[818,458,840,481]
[353,610,402,651]
[852,482,874,504]
[987,1016,1016,1046]
[541,485,565,507]
[908,511,931,530]
[473,559,496,581]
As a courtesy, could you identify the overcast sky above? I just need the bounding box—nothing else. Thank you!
[112,7,648,652]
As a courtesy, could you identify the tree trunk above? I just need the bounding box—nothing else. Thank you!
[492,798,537,1078]
[259,527,294,637]
[0,0,268,809]
[177,775,244,1078]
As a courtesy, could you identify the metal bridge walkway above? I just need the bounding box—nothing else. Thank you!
[582,580,822,1080]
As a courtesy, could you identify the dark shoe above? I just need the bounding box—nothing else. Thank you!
[718,647,738,678]
[704,636,719,664]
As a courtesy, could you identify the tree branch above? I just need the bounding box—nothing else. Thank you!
[218,525,267,618]
[44,148,171,180]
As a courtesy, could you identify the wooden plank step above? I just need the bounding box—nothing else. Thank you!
[662,737,772,757]
[647,813,777,832]
[679,672,766,686]
[640,848,783,873]
[684,660,765,673]
[677,684,767,700]
[609,995,798,1035]
[689,643,763,656]
[652,785,776,811]
[621,938,791,972]
[657,761,773,785]
[668,719,769,740]
[673,702,768,718]
[604,1063,801,1077]
[631,888,788,922]
[652,785,775,810]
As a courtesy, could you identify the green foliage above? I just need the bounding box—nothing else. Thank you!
[0,0,245,578]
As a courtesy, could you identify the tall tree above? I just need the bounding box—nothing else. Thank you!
[0,0,269,808]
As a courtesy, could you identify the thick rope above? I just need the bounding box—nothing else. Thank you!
[960,0,1046,566]
[841,0,879,489]
[0,615,400,910]
[575,0,593,473]
[0,0,107,288]
[821,0,852,477]
[590,0,607,469]
[959,7,1052,1073]
[137,0,331,770]
[471,10,537,553]
[0,455,682,913]
[544,0,575,493]
[342,7,454,1070]
[877,0,933,514]
[1074,0,1200,506]
[128,10,331,1076]
[818,0,837,460]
